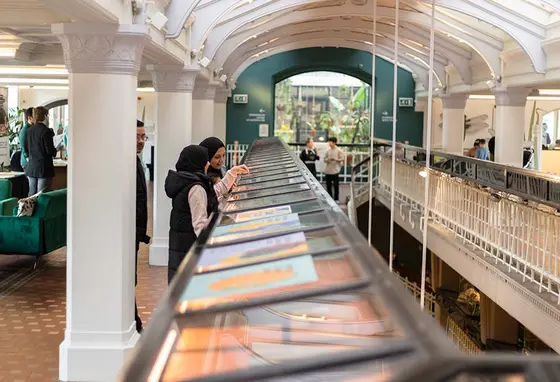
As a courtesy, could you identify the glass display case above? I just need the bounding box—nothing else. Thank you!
[119,137,560,382]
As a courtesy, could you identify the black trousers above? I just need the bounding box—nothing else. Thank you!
[168,250,185,285]
[135,242,142,333]
[305,163,317,179]
[325,174,340,201]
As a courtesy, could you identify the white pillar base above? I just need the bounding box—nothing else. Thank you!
[59,324,139,381]
[149,237,169,266]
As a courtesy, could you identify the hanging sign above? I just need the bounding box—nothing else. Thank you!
[233,94,248,104]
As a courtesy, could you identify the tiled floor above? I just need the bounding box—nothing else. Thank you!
[0,185,167,382]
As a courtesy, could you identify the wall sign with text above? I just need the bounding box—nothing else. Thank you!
[398,97,414,107]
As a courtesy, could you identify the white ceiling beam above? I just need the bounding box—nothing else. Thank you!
[223,28,448,85]
[540,0,560,13]
[427,0,547,73]
[205,1,500,79]
[229,38,432,90]
[166,0,201,39]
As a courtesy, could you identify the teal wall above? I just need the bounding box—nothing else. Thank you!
[226,47,423,146]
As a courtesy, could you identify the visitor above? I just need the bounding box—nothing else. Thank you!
[165,146,249,284]
[199,136,227,184]
[135,120,150,334]
[24,106,57,196]
[19,107,33,170]
[467,139,480,158]
[542,122,551,149]
[299,137,319,178]
[324,136,345,202]
[475,138,490,160]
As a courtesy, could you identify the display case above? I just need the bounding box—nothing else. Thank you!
[119,138,560,382]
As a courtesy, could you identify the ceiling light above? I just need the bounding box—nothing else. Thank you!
[18,85,69,90]
[137,87,155,92]
[0,67,68,75]
[0,49,16,58]
[538,89,560,96]
[0,78,68,84]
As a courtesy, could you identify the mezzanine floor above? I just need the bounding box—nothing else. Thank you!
[0,185,167,382]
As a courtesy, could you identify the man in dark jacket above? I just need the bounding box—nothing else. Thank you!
[135,120,150,333]
[24,107,57,196]
[165,145,218,284]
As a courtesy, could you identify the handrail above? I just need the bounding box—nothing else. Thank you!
[371,138,560,210]
[350,156,374,225]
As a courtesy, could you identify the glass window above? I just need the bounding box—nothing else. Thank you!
[219,200,324,225]
[232,177,306,193]
[228,183,310,201]
[237,172,302,186]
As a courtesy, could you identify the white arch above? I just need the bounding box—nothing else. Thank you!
[217,19,471,84]
[223,31,446,86]
[203,1,500,78]
[229,39,437,90]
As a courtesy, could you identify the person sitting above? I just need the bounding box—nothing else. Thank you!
[165,146,249,284]
[475,139,490,160]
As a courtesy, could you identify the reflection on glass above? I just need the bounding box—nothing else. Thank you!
[245,155,292,165]
[232,177,306,193]
[244,166,299,176]
[219,200,323,225]
[228,183,310,201]
[237,172,302,185]
[222,190,316,213]
[162,289,403,382]
[209,212,330,245]
[452,374,525,382]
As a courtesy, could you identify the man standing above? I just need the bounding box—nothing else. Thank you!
[324,137,345,202]
[24,107,57,196]
[135,120,150,334]
[19,107,33,170]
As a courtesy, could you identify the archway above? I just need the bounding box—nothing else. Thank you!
[274,71,372,144]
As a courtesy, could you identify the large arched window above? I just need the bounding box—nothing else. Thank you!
[274,71,371,144]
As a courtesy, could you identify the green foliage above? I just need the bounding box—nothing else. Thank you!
[7,107,23,149]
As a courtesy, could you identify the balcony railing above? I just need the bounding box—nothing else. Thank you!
[446,316,482,355]
[349,139,560,303]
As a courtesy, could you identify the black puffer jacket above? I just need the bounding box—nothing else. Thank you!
[136,156,150,244]
[165,170,218,254]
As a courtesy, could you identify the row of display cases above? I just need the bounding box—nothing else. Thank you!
[119,137,560,382]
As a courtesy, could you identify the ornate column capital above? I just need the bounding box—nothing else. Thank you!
[193,80,219,100]
[51,23,150,75]
[147,64,199,93]
[214,87,230,103]
[492,87,532,107]
[440,93,468,109]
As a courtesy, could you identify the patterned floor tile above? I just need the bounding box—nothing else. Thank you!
[0,184,167,381]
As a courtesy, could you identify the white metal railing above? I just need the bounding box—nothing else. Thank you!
[377,156,560,302]
[445,316,482,355]
[395,273,437,317]
[226,143,369,183]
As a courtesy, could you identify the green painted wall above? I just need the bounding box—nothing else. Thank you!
[226,47,423,146]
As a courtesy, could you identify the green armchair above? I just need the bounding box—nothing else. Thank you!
[0,189,67,258]
[0,178,12,201]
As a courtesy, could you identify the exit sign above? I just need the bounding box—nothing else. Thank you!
[233,94,248,104]
[399,97,414,107]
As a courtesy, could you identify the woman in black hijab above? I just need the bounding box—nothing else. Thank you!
[165,145,218,284]
[200,136,250,200]
[200,137,227,183]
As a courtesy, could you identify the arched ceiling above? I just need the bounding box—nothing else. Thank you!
[164,0,560,92]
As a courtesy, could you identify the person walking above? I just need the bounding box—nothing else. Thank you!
[324,137,345,202]
[24,107,57,196]
[300,137,319,178]
[135,120,150,334]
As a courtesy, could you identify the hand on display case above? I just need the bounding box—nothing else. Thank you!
[230,164,250,176]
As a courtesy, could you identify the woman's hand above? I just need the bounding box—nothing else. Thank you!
[231,164,250,176]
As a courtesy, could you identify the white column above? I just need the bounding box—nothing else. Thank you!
[146,65,198,266]
[214,87,229,142]
[493,87,531,167]
[192,79,218,143]
[52,23,148,382]
[441,94,468,155]
[52,23,148,381]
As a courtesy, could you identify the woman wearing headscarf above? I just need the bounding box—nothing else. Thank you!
[165,145,249,284]
[200,137,228,183]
